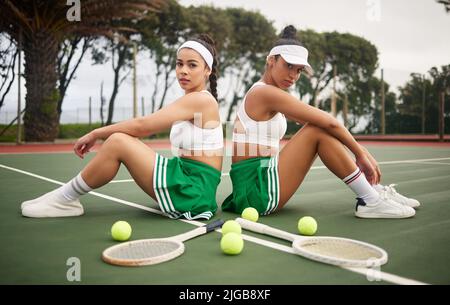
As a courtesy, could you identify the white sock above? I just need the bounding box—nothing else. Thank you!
[342,168,380,205]
[56,173,92,202]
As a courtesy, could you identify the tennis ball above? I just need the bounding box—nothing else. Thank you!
[241,207,259,222]
[111,220,132,241]
[220,232,244,255]
[297,216,317,236]
[221,220,242,235]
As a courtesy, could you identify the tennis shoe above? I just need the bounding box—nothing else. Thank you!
[21,190,58,210]
[376,184,420,209]
[355,193,415,219]
[21,191,84,218]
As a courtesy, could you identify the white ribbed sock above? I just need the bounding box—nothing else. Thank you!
[56,173,92,202]
[372,184,384,192]
[342,168,379,205]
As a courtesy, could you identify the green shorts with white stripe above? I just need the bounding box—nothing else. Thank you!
[221,155,280,216]
[153,154,221,220]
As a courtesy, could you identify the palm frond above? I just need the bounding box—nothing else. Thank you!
[0,0,167,40]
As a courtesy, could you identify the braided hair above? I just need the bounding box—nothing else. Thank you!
[190,34,219,102]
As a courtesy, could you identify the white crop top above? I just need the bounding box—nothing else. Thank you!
[170,91,224,151]
[232,82,287,148]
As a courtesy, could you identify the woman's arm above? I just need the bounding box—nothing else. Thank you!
[73,92,214,158]
[93,92,212,139]
[258,86,366,158]
[257,86,380,183]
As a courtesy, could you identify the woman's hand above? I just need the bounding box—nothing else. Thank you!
[356,145,381,185]
[365,149,381,185]
[74,132,97,159]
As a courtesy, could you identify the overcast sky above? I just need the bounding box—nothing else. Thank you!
[1,0,449,123]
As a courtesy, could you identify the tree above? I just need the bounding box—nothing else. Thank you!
[437,0,450,12]
[56,36,93,117]
[296,31,378,110]
[398,65,449,134]
[222,8,276,121]
[0,0,165,141]
[364,77,397,134]
[0,32,18,109]
[91,30,139,125]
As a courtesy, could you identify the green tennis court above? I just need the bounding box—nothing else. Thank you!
[1,143,449,285]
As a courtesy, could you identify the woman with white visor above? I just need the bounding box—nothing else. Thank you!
[222,25,419,219]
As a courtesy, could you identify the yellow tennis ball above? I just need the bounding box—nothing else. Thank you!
[298,216,317,236]
[220,232,244,255]
[221,220,242,235]
[111,220,132,241]
[241,207,259,222]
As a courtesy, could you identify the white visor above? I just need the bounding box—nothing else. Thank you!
[268,45,313,75]
[177,41,213,70]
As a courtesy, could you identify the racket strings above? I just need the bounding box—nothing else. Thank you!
[108,240,180,260]
[298,239,384,261]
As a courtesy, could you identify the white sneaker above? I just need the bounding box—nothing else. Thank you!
[377,184,420,209]
[21,190,58,210]
[21,192,84,218]
[355,194,416,219]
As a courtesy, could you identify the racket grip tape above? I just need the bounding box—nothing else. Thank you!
[205,219,225,232]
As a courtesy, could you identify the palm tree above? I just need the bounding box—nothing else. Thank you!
[0,0,165,141]
[437,0,450,12]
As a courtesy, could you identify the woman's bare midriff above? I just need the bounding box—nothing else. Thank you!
[232,142,278,163]
[179,149,223,171]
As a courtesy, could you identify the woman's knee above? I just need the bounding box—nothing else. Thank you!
[102,133,137,154]
[298,123,327,138]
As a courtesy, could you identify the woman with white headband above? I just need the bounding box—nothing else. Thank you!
[21,34,224,220]
[222,25,419,219]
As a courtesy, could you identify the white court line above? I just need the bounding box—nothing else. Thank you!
[0,163,429,285]
[405,161,450,166]
[307,157,450,170]
[377,157,450,165]
[109,179,134,183]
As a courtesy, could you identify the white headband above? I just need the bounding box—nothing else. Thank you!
[268,45,313,74]
[177,41,213,70]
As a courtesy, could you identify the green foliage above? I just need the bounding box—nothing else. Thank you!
[58,123,102,139]
[0,124,22,142]
[294,30,378,111]
[294,29,380,131]
[185,5,232,53]
[398,65,450,133]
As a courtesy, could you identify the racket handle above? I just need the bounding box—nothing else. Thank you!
[205,219,225,232]
[235,217,297,242]
[175,219,225,242]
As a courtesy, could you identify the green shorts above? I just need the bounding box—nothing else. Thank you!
[221,155,280,215]
[153,154,221,220]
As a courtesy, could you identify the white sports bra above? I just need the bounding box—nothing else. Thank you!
[170,91,224,151]
[232,82,287,148]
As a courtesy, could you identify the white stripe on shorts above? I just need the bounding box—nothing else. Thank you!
[264,155,280,215]
[154,154,178,218]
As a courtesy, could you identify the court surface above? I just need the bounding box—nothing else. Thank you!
[1,142,449,285]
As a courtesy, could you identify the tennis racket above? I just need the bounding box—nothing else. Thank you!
[102,219,224,266]
[236,218,388,267]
